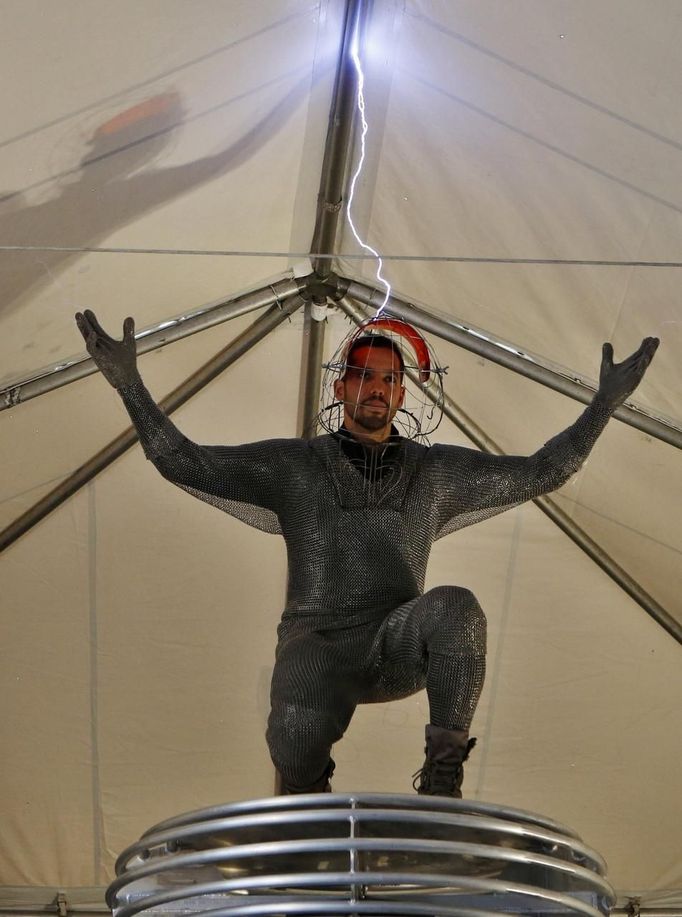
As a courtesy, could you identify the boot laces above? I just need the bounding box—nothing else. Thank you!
[412,737,477,793]
[412,759,463,793]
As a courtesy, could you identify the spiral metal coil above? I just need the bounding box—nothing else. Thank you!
[108,794,615,917]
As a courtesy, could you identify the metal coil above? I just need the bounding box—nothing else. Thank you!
[108,794,615,917]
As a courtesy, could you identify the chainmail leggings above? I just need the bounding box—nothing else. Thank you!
[266,585,487,787]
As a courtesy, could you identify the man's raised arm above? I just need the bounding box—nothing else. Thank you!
[76,308,193,465]
[74,309,285,515]
[429,337,660,532]
[536,335,660,482]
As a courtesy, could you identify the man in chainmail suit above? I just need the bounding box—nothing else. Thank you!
[76,309,658,796]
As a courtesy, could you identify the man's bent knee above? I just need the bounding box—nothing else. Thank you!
[420,585,487,655]
[266,703,346,786]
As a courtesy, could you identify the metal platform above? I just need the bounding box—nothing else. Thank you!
[108,794,615,917]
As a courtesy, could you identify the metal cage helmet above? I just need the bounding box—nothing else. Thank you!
[318,316,446,441]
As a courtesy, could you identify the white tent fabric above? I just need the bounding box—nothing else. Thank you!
[1,0,680,907]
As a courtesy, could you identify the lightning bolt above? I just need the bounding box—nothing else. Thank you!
[346,16,391,317]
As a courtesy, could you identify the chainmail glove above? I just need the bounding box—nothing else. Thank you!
[596,337,659,410]
[75,309,140,391]
[556,336,660,470]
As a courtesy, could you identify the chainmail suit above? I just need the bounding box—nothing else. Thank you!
[117,378,614,787]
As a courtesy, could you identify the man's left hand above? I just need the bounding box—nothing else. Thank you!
[598,337,659,409]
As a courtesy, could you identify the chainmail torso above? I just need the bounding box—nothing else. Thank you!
[118,379,612,630]
[117,378,613,784]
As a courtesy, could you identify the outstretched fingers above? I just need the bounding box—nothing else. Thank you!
[75,312,101,352]
[123,316,136,343]
[74,309,138,388]
[637,336,660,369]
[76,310,136,352]
[620,337,659,378]
[601,342,614,372]
[83,308,116,344]
[604,337,659,370]
[75,309,104,341]
[599,337,659,404]
[75,310,89,338]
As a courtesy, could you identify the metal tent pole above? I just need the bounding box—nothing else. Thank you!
[298,304,327,438]
[297,0,368,439]
[0,295,305,553]
[1,275,306,410]
[339,276,682,451]
[309,0,365,279]
[338,295,681,645]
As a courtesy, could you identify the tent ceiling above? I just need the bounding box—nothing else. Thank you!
[1,0,680,907]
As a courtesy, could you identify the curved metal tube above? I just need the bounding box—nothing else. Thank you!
[173,902,511,917]
[116,810,605,879]
[142,791,582,840]
[1,276,306,410]
[111,871,608,917]
[111,836,607,895]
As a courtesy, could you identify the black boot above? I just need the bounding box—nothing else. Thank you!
[280,758,335,795]
[412,725,476,798]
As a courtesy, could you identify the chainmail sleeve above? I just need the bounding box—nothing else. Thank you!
[116,377,293,534]
[429,394,614,539]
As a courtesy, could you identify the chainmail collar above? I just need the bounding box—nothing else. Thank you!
[333,424,403,482]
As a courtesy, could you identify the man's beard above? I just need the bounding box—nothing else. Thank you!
[351,402,390,431]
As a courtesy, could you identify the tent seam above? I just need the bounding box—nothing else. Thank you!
[473,510,523,798]
[88,483,103,883]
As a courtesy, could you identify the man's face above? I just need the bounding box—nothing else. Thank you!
[334,344,405,440]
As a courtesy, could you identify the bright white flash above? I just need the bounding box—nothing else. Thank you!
[346,19,391,316]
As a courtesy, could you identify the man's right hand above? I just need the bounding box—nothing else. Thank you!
[75,309,139,389]
[597,337,659,410]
